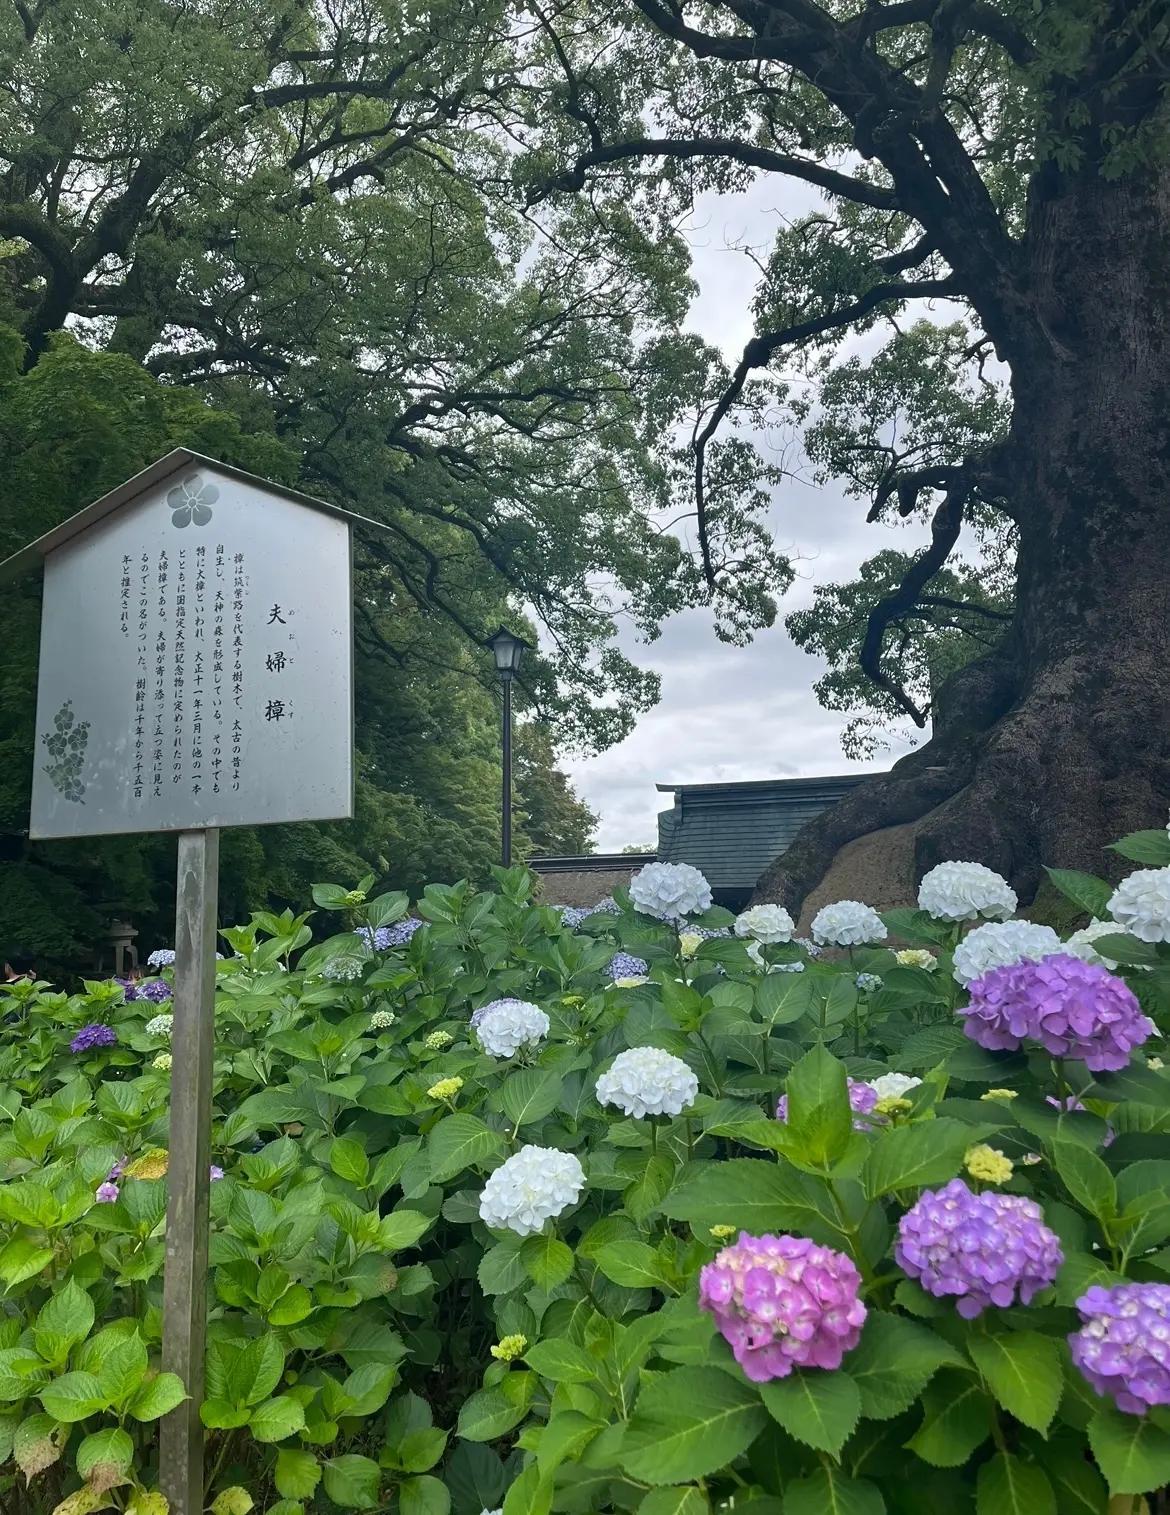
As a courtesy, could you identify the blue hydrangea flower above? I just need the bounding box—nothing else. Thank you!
[608,952,649,980]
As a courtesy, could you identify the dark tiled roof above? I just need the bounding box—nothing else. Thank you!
[655,775,875,891]
[528,852,656,873]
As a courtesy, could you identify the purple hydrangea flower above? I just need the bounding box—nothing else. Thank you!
[1070,1283,1170,1415]
[896,1178,1063,1318]
[108,1158,127,1182]
[209,1165,224,1181]
[141,979,173,1004]
[698,1232,866,1381]
[560,907,590,929]
[71,1023,117,1053]
[360,919,423,950]
[115,978,140,1002]
[960,954,1153,1072]
[608,952,649,980]
[95,1181,119,1204]
[470,997,528,1030]
[776,1078,879,1130]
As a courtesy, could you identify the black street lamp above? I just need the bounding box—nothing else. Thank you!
[487,626,528,866]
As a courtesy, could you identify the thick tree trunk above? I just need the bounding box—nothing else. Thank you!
[756,162,1170,914]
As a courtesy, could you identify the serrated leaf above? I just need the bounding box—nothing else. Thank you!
[1111,830,1170,866]
[860,1119,975,1199]
[330,1138,369,1186]
[906,1374,993,1467]
[248,1395,306,1443]
[1088,1403,1170,1494]
[968,1332,1063,1434]
[97,1334,148,1407]
[456,1387,527,1442]
[781,1467,885,1515]
[976,1453,1056,1515]
[662,1160,839,1243]
[127,1372,186,1421]
[1053,1142,1116,1221]
[498,1069,563,1128]
[37,1372,106,1423]
[275,1448,321,1500]
[75,1427,134,1490]
[322,1454,382,1509]
[636,1489,708,1515]
[1043,868,1114,920]
[209,1489,253,1515]
[758,1370,859,1455]
[399,1474,450,1515]
[427,1116,504,1184]
[520,1233,574,1289]
[13,1413,62,1479]
[593,1240,669,1290]
[620,1367,767,1485]
[524,1340,597,1384]
[845,1312,965,1421]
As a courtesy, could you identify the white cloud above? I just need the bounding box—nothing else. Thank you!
[566,177,932,851]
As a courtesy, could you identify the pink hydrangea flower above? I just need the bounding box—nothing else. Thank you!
[698,1232,866,1381]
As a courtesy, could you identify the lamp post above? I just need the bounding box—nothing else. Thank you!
[487,626,527,866]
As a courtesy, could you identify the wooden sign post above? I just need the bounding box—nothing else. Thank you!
[1,450,360,1515]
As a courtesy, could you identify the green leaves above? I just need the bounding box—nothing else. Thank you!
[662,1160,838,1242]
[520,1234,574,1290]
[967,1332,1063,1433]
[1043,867,1114,919]
[38,1372,105,1423]
[781,1044,852,1165]
[497,1069,563,1128]
[322,1454,382,1508]
[456,1387,528,1442]
[845,1313,964,1421]
[427,1116,504,1183]
[620,1367,767,1485]
[975,1454,1056,1515]
[906,1374,993,1467]
[1111,830,1170,866]
[758,1369,860,1455]
[593,1241,670,1291]
[1088,1404,1170,1494]
[860,1119,975,1198]
[276,1448,322,1500]
[781,1467,886,1515]
[1053,1142,1117,1221]
[248,1396,306,1442]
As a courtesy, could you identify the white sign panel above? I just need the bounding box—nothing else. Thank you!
[30,465,353,839]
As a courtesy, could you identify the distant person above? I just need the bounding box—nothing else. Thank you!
[3,954,35,983]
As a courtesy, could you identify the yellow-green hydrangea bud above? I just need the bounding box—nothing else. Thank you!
[679,933,703,959]
[341,889,368,908]
[152,1052,173,1071]
[894,949,938,970]
[424,1030,453,1051]
[613,976,649,988]
[709,1224,736,1241]
[427,1077,463,1102]
[874,1095,912,1117]
[965,1144,1013,1185]
[1150,1057,1164,1070]
[490,1334,528,1362]
[981,1088,1018,1102]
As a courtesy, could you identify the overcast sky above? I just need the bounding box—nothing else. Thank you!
[562,177,930,850]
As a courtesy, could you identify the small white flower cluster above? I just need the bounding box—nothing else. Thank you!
[478,1145,585,1236]
[917,861,1017,922]
[811,900,888,948]
[1063,919,1123,970]
[867,1072,922,1101]
[734,904,794,944]
[951,919,1061,986]
[323,958,364,982]
[475,1000,549,1059]
[595,1047,699,1119]
[1109,867,1170,943]
[147,949,176,968]
[629,862,712,923]
[369,1008,396,1031]
[144,1013,173,1040]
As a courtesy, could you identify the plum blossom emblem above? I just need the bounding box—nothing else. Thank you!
[167,473,218,528]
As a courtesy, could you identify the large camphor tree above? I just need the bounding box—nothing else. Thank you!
[521,0,1170,908]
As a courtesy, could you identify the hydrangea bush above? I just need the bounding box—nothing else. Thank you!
[7,840,1170,1514]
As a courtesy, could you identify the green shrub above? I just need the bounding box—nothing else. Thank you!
[2,842,1170,1515]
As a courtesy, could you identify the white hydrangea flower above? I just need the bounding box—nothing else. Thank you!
[595,1047,699,1119]
[475,999,549,1059]
[867,1072,922,1101]
[144,1013,173,1040]
[369,1008,396,1030]
[147,949,176,968]
[810,900,888,948]
[629,862,712,923]
[478,1145,585,1236]
[917,861,1017,922]
[1108,868,1170,943]
[1063,918,1124,970]
[734,904,795,944]
[951,919,1061,986]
